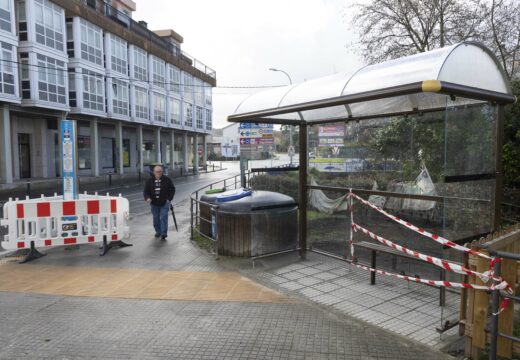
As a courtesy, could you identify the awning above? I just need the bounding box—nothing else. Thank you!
[228,42,516,125]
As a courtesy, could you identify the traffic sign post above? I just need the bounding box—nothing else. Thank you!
[61,119,78,200]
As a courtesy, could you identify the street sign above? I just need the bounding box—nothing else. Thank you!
[239,129,263,138]
[61,119,77,200]
[240,123,274,129]
[288,145,295,156]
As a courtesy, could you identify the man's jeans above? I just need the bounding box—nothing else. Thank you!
[151,202,169,236]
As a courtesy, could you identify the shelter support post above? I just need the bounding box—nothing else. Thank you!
[493,105,504,231]
[299,123,307,259]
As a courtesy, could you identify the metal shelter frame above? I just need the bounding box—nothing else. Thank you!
[227,42,517,259]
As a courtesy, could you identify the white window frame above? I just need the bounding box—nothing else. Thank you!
[168,64,180,95]
[194,78,204,105]
[134,86,149,120]
[151,56,165,88]
[133,47,147,81]
[36,53,66,104]
[81,68,104,111]
[79,19,102,66]
[204,83,212,106]
[112,79,129,116]
[183,72,193,102]
[153,92,166,122]
[110,35,127,75]
[184,102,193,127]
[195,106,203,129]
[205,109,212,130]
[0,0,12,33]
[34,0,64,52]
[169,97,180,125]
[0,41,15,95]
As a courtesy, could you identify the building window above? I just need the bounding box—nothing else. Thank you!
[37,53,66,104]
[169,97,180,125]
[66,21,73,57]
[112,80,128,116]
[168,64,180,95]
[17,1,26,40]
[0,0,11,32]
[151,56,165,88]
[81,69,104,111]
[183,72,193,102]
[34,0,64,51]
[184,102,193,127]
[204,83,212,106]
[77,135,91,169]
[153,92,166,122]
[196,106,203,129]
[134,86,148,119]
[133,46,147,81]
[0,42,15,95]
[194,78,203,104]
[68,68,76,107]
[205,109,212,130]
[110,35,127,75]
[79,19,102,66]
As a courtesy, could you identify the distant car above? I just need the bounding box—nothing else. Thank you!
[308,152,316,159]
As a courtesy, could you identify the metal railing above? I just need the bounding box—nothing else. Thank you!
[81,0,216,79]
[481,245,520,360]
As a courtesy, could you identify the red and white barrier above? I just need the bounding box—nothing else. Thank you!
[346,191,513,314]
[0,193,129,251]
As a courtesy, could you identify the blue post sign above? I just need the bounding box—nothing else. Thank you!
[61,119,77,200]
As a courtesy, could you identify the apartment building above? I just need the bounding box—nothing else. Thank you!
[0,0,215,183]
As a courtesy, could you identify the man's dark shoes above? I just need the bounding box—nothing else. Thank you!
[160,235,167,240]
[154,233,160,238]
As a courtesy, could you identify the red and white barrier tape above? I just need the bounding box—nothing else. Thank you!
[348,192,494,261]
[352,223,499,283]
[349,261,512,314]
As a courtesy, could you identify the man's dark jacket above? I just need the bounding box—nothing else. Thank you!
[143,175,176,206]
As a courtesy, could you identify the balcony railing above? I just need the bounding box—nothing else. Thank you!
[82,0,216,79]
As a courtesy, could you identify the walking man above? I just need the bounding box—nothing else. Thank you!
[143,165,175,240]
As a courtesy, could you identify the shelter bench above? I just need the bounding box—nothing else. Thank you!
[353,240,462,308]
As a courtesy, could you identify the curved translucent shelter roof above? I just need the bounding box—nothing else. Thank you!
[229,42,516,125]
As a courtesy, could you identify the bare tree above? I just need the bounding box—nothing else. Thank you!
[484,0,520,78]
[346,0,485,64]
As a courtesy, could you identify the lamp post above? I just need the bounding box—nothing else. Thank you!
[269,68,294,164]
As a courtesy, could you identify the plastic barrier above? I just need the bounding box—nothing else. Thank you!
[0,193,130,261]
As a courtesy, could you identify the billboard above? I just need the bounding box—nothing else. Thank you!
[318,125,345,137]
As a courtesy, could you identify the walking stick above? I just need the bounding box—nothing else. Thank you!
[170,203,178,231]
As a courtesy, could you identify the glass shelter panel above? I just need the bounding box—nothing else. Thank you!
[305,98,497,281]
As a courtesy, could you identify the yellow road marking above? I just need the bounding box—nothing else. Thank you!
[0,263,292,303]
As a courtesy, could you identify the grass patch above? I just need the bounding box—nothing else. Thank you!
[192,226,215,252]
[307,210,332,221]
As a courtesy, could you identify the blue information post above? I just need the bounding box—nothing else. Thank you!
[61,119,77,200]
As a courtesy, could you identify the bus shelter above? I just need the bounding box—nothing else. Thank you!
[228,42,516,271]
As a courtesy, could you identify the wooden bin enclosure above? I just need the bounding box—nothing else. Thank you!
[199,192,222,237]
[216,191,297,257]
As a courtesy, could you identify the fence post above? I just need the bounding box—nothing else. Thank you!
[195,191,199,227]
[496,241,517,358]
[489,260,502,360]
[190,198,194,240]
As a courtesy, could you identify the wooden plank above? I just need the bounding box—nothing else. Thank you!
[497,242,519,358]
[459,252,469,336]
[464,252,478,359]
[472,251,490,351]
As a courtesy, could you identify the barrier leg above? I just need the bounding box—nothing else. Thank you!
[100,235,133,256]
[370,250,376,285]
[19,241,46,264]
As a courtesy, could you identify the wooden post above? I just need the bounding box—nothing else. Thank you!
[497,241,517,359]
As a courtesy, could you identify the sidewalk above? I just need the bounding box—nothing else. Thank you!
[0,202,454,359]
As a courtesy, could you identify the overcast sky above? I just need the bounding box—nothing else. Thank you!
[135,0,363,129]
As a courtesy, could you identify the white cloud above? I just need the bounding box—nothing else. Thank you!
[134,0,362,128]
